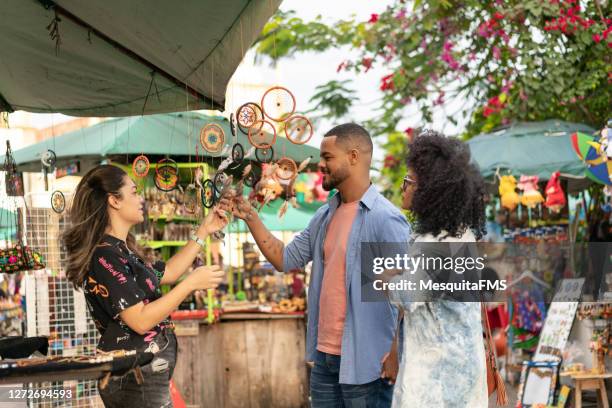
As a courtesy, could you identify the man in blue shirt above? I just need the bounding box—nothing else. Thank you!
[232,123,411,407]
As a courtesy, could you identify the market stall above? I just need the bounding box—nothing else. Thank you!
[468,119,611,407]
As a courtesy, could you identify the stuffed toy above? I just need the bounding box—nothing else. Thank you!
[499,175,520,211]
[517,175,544,208]
[544,171,566,213]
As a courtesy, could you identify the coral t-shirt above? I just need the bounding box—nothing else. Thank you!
[317,201,359,355]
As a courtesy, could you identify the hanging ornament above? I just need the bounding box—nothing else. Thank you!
[51,190,66,214]
[4,141,24,197]
[155,159,179,192]
[213,172,228,194]
[261,86,296,122]
[41,149,57,169]
[201,179,215,208]
[236,102,264,135]
[200,123,225,153]
[231,143,245,164]
[229,112,237,137]
[244,171,258,188]
[132,155,150,178]
[275,157,298,181]
[544,171,566,213]
[517,175,544,209]
[498,175,519,211]
[255,146,275,164]
[182,184,199,214]
[284,115,314,145]
[248,120,277,148]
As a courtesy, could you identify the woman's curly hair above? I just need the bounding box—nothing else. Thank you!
[406,130,487,240]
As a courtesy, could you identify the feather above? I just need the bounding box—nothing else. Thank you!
[278,200,289,219]
[297,156,312,172]
[242,164,252,179]
[289,196,299,208]
[218,156,233,172]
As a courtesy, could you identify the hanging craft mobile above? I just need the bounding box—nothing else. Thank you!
[200,123,225,154]
[275,157,298,181]
[255,146,275,164]
[50,190,66,214]
[213,172,228,195]
[517,175,544,209]
[201,179,215,209]
[544,171,566,213]
[499,174,520,211]
[4,141,24,197]
[261,86,296,122]
[231,143,245,165]
[285,115,314,145]
[247,120,277,149]
[236,102,264,135]
[229,113,237,137]
[155,159,179,192]
[41,149,57,169]
[132,155,150,178]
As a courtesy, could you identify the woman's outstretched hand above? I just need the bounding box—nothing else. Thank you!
[200,198,231,235]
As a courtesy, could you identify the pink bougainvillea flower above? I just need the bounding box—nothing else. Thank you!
[492,46,501,60]
[493,12,504,20]
[368,13,379,24]
[380,73,395,91]
[362,57,373,72]
[396,9,407,20]
[593,34,602,43]
[483,106,495,117]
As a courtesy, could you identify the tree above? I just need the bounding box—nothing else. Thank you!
[255,1,611,203]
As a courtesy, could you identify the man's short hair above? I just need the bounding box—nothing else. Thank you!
[323,123,373,155]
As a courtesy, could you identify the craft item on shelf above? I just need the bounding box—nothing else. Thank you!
[517,175,544,208]
[499,175,519,211]
[261,86,296,122]
[544,171,566,213]
[50,190,66,214]
[284,115,313,145]
[236,102,264,135]
[199,123,225,154]
[132,155,150,178]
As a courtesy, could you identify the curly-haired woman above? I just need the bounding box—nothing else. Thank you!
[390,131,488,407]
[63,165,228,407]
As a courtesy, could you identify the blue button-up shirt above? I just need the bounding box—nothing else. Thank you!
[283,184,412,384]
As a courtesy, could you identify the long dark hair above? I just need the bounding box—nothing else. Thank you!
[63,165,142,288]
[406,131,486,240]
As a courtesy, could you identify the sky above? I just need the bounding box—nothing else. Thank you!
[7,0,468,167]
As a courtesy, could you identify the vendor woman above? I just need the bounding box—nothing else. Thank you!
[63,164,228,407]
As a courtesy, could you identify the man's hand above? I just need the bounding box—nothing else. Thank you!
[232,194,255,221]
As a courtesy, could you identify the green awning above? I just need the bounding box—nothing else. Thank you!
[0,0,280,116]
[467,120,596,182]
[3,112,320,172]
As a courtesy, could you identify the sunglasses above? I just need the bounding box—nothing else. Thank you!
[402,176,416,191]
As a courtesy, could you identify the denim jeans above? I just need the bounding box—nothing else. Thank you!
[98,331,178,408]
[310,352,394,408]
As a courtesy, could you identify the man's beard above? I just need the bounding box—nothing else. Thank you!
[322,166,350,191]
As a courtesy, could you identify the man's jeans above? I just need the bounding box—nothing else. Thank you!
[310,352,394,408]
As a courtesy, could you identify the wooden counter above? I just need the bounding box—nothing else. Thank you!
[172,313,308,408]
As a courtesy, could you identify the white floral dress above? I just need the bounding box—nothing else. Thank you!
[390,231,488,408]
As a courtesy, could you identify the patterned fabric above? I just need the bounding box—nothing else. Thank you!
[84,234,172,352]
[390,232,488,408]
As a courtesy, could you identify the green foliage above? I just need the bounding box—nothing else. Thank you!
[306,80,358,121]
[254,1,612,198]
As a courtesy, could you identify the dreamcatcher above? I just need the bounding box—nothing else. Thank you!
[41,149,57,169]
[154,158,179,192]
[50,191,66,214]
[201,179,215,209]
[285,115,314,145]
[261,86,296,122]
[132,155,150,178]
[236,102,264,135]
[200,123,225,154]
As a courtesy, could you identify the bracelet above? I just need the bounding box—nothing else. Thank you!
[190,231,205,247]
